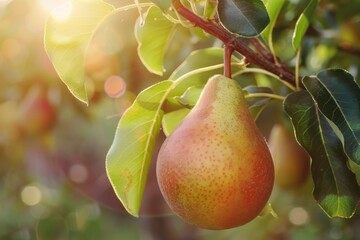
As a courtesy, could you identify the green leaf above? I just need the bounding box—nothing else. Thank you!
[217,0,270,37]
[174,86,203,108]
[151,0,172,11]
[349,160,360,185]
[243,86,273,121]
[262,0,285,40]
[292,0,319,50]
[284,91,360,218]
[204,0,218,19]
[135,6,176,75]
[162,108,191,136]
[44,0,115,104]
[259,203,278,218]
[106,80,173,216]
[303,69,360,165]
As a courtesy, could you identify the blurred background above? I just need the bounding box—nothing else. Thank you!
[1,0,360,239]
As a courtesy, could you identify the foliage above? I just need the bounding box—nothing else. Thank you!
[44,0,360,234]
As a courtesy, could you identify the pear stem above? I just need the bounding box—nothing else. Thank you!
[224,45,234,78]
[172,0,296,87]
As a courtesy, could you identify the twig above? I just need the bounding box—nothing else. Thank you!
[338,43,360,58]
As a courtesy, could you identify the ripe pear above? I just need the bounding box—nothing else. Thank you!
[269,124,310,189]
[156,75,274,230]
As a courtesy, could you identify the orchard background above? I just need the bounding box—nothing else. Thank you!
[1,0,360,239]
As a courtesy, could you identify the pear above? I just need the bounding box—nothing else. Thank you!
[269,124,310,189]
[156,75,274,230]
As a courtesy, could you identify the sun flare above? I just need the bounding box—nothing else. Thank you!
[40,0,71,20]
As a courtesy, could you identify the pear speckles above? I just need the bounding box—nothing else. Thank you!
[157,75,274,230]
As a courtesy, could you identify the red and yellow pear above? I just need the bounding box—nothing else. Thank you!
[156,75,274,229]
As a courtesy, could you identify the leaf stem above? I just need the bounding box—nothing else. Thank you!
[295,47,302,91]
[173,62,245,83]
[233,68,296,91]
[266,20,280,66]
[134,0,144,25]
[113,3,154,13]
[187,0,198,13]
[244,93,285,101]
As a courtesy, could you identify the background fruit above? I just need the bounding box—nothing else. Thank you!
[269,124,310,189]
[157,75,274,229]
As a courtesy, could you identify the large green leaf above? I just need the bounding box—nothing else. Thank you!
[217,0,270,36]
[44,0,115,104]
[151,0,172,11]
[284,91,360,218]
[135,6,176,75]
[262,0,285,41]
[106,80,173,216]
[303,69,360,165]
[292,0,319,50]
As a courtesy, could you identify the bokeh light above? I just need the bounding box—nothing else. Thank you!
[21,185,42,206]
[104,75,127,98]
[68,164,88,184]
[288,207,309,226]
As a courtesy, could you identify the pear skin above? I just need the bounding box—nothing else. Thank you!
[156,75,274,229]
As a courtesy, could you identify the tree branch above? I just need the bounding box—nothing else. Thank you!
[172,0,296,86]
[338,43,360,58]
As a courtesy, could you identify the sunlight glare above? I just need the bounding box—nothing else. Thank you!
[39,0,68,14]
[0,0,11,8]
[43,0,72,21]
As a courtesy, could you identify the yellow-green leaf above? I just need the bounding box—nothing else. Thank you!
[262,0,285,41]
[106,80,173,216]
[135,6,176,75]
[292,0,319,50]
[162,108,191,136]
[44,0,114,104]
